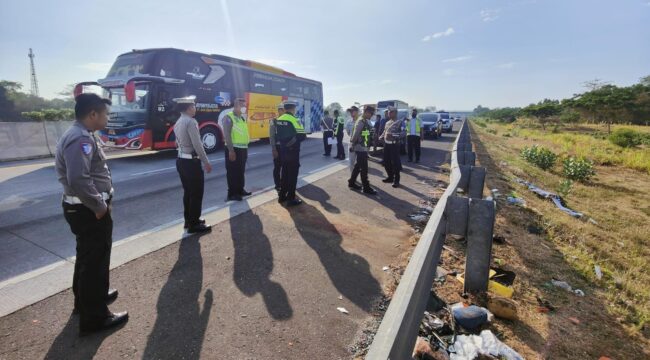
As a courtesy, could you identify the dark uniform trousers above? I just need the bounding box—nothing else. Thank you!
[322,130,333,155]
[279,145,300,201]
[335,128,345,159]
[350,151,370,186]
[63,201,112,326]
[273,145,281,190]
[407,135,421,161]
[176,158,205,226]
[383,143,402,183]
[225,147,248,196]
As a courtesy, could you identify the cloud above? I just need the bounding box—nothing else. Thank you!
[497,62,516,69]
[379,79,394,85]
[78,63,112,72]
[442,69,456,76]
[480,9,500,22]
[442,55,473,63]
[422,27,455,42]
[330,79,395,91]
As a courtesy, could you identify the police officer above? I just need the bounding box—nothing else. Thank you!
[223,98,251,201]
[333,109,345,160]
[55,93,128,335]
[406,108,423,162]
[379,107,403,187]
[320,110,334,156]
[269,103,285,192]
[348,105,378,194]
[276,101,306,206]
[173,95,212,234]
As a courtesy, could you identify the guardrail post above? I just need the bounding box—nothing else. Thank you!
[464,199,496,293]
[460,151,476,166]
[468,166,486,199]
[445,196,469,237]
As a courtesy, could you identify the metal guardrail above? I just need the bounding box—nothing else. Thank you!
[366,121,495,359]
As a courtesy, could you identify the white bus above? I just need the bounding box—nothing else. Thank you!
[377,100,409,119]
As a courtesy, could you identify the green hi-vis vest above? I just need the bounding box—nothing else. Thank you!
[408,116,422,136]
[353,119,371,148]
[333,116,345,136]
[228,112,249,148]
[276,113,306,147]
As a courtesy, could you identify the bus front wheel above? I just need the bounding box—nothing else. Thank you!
[200,126,222,154]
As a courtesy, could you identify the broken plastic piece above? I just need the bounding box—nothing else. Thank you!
[336,307,349,314]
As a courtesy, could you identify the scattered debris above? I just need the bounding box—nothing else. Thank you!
[527,224,543,234]
[595,265,603,280]
[493,235,507,244]
[574,289,585,297]
[338,295,343,300]
[409,214,428,222]
[337,307,349,315]
[589,218,598,225]
[568,316,581,325]
[226,256,231,260]
[382,266,390,272]
[515,177,584,218]
[506,196,526,206]
[536,296,556,311]
[449,330,524,360]
[551,279,585,296]
[490,188,501,199]
[413,336,437,359]
[456,188,465,194]
[452,305,490,330]
[487,297,518,320]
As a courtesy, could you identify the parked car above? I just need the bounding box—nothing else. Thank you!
[441,118,453,133]
[420,112,442,139]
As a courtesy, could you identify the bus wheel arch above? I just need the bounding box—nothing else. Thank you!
[200,124,223,153]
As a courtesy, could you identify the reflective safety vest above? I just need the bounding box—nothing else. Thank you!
[227,112,249,148]
[276,113,306,147]
[407,116,422,136]
[352,119,371,150]
[333,116,345,136]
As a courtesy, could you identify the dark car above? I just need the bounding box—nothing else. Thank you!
[420,112,442,139]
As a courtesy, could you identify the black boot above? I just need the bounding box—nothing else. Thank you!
[363,186,377,195]
[348,180,362,190]
[382,177,394,183]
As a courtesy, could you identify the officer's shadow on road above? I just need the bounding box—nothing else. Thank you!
[44,314,123,360]
[297,183,340,214]
[290,186,382,313]
[142,234,213,359]
[231,202,293,320]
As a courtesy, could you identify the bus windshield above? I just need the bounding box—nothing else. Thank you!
[106,53,153,78]
[377,101,395,108]
[104,85,150,113]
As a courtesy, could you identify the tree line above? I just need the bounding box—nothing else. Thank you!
[473,76,650,131]
[0,80,75,122]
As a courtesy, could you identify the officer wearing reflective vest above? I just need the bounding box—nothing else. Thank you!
[269,103,285,192]
[348,105,378,194]
[332,109,346,160]
[406,108,423,163]
[223,98,251,201]
[55,93,128,334]
[275,101,306,206]
[173,95,212,234]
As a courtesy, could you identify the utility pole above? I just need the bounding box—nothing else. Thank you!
[28,48,40,97]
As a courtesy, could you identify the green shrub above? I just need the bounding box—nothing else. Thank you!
[521,145,557,170]
[486,128,497,135]
[474,119,488,128]
[609,129,642,148]
[563,156,595,182]
[557,179,573,198]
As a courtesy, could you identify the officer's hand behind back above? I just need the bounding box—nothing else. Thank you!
[95,207,108,220]
[228,151,236,162]
[204,163,213,173]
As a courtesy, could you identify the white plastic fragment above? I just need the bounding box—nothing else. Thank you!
[449,330,524,360]
[337,307,349,314]
[382,266,390,272]
[595,265,603,280]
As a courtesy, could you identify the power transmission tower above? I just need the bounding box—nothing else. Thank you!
[28,48,40,97]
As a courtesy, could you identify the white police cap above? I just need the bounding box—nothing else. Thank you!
[283,100,298,109]
[277,103,285,110]
[173,95,196,104]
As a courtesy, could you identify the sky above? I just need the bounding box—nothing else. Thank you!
[0,0,649,111]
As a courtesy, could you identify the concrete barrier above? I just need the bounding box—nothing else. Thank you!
[0,121,73,162]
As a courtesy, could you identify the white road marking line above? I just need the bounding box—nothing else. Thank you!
[129,152,266,177]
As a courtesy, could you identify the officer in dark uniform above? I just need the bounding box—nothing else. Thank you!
[269,103,285,192]
[55,93,128,335]
[379,107,403,187]
[276,101,306,206]
[333,109,345,160]
[173,96,212,234]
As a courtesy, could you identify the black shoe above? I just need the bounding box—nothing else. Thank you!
[187,224,212,234]
[382,177,394,183]
[73,289,119,315]
[240,190,252,196]
[184,219,205,229]
[278,196,286,204]
[285,198,303,207]
[407,159,412,162]
[348,181,362,190]
[392,183,400,188]
[363,186,378,195]
[227,194,243,201]
[80,311,129,336]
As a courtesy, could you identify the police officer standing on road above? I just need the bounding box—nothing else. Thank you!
[223,98,251,201]
[269,103,285,193]
[56,93,128,335]
[406,108,423,163]
[333,109,345,160]
[276,101,306,206]
[173,96,212,234]
[379,107,403,188]
[348,105,378,194]
[320,110,334,156]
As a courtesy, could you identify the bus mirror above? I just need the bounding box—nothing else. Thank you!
[73,84,84,98]
[125,81,136,102]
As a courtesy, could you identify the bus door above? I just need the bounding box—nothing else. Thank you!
[303,99,312,133]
